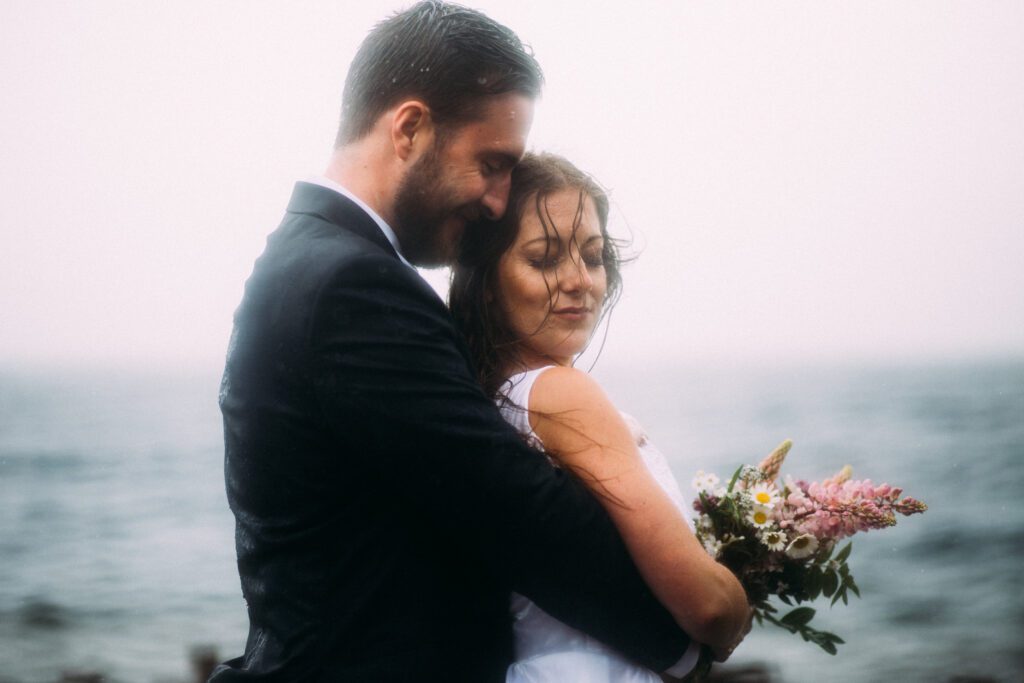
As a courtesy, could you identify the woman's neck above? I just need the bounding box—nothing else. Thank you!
[501,352,570,380]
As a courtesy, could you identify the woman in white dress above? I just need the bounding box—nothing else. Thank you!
[449,153,751,682]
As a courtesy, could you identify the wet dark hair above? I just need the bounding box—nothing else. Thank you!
[449,152,625,397]
[336,1,543,145]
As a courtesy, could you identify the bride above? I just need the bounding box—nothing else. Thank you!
[450,152,751,681]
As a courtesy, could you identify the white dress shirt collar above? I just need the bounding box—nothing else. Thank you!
[306,175,413,268]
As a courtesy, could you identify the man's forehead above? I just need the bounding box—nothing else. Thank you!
[463,102,530,168]
[455,93,534,143]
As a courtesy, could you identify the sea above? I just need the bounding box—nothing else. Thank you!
[1,357,1022,682]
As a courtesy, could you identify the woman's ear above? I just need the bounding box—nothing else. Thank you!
[390,100,433,161]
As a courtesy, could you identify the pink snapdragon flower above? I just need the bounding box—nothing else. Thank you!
[785,476,927,541]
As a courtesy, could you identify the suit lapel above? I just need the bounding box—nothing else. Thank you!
[285,181,401,261]
[285,181,476,367]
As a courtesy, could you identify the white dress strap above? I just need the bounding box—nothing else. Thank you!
[498,366,556,450]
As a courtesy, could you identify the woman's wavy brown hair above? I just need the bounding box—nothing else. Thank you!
[449,152,625,397]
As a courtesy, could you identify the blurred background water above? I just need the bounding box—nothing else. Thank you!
[1,357,1021,682]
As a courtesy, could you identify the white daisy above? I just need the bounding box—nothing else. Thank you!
[747,505,773,529]
[748,482,781,508]
[691,470,720,492]
[785,533,820,559]
[760,529,787,552]
[703,537,722,558]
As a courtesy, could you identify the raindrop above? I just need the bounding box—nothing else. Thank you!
[477,76,488,85]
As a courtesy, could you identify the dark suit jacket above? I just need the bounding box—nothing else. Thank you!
[211,182,690,682]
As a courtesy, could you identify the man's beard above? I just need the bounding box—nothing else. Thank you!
[392,144,465,268]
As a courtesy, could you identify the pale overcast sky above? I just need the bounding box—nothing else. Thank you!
[1,1,1022,368]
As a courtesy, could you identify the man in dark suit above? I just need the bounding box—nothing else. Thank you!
[213,3,699,681]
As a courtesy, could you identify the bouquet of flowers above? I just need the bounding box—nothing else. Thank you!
[691,440,927,654]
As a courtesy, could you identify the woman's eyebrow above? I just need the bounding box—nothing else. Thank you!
[522,236,561,247]
[521,234,603,249]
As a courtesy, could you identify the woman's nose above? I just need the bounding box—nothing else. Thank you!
[561,257,593,293]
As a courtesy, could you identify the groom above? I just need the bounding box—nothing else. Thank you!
[214,3,696,681]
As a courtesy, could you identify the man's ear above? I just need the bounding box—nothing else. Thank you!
[390,100,433,161]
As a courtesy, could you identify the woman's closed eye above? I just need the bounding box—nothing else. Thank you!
[528,255,561,270]
[581,248,605,268]
[527,248,604,271]
[524,245,563,270]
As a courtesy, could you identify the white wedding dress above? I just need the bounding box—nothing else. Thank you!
[498,366,700,683]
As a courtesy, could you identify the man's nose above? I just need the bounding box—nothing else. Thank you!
[480,174,511,220]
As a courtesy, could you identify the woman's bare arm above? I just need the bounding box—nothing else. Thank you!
[528,366,750,657]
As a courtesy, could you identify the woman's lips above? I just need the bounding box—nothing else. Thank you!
[553,306,590,320]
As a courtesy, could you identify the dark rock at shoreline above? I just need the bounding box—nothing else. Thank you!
[59,673,105,683]
[17,599,68,630]
[707,661,778,682]
[189,645,219,682]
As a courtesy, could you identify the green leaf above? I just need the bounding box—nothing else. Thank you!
[822,570,839,598]
[804,627,845,655]
[761,601,851,655]
[779,593,792,605]
[780,606,816,628]
[805,568,823,600]
[835,542,853,563]
[847,576,861,598]
[727,465,743,493]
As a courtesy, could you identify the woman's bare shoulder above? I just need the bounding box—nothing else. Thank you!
[528,365,614,415]
[527,366,632,454]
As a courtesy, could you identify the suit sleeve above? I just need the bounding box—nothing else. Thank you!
[307,253,691,671]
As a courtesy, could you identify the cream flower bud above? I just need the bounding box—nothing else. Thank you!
[757,439,792,482]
